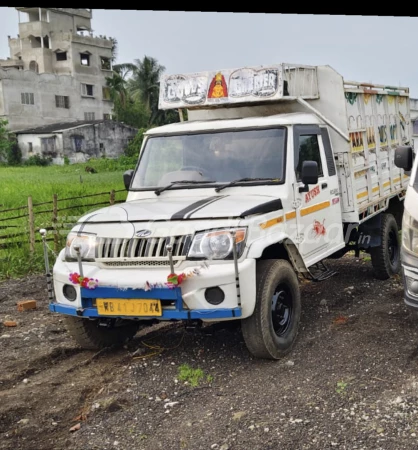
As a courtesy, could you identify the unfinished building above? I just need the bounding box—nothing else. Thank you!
[0,8,114,131]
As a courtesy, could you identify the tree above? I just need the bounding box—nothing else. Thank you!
[127,56,164,110]
[112,96,149,129]
[106,63,136,108]
[107,55,182,128]
[0,119,14,164]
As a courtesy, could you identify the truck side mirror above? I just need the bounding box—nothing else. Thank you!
[394,146,414,172]
[123,169,134,190]
[299,161,318,193]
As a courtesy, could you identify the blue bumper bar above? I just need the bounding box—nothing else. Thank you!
[49,286,242,320]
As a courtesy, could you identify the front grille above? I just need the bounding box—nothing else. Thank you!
[96,235,193,260]
[103,260,181,268]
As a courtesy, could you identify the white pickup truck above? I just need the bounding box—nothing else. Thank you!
[395,145,418,308]
[45,63,411,360]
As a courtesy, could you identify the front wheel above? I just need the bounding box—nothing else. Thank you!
[241,259,301,360]
[64,316,142,350]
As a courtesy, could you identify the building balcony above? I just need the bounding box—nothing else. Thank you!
[0,59,24,69]
[71,34,113,49]
[18,21,50,39]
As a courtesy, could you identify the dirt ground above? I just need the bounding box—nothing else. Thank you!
[1,253,418,450]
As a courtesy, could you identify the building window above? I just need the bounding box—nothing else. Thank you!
[103,113,111,120]
[100,56,111,70]
[102,86,111,101]
[80,52,90,66]
[41,137,56,156]
[21,93,34,105]
[55,95,70,109]
[56,51,67,61]
[84,112,95,120]
[28,142,33,153]
[81,84,94,97]
[413,120,418,135]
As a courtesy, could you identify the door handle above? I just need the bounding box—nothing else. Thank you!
[321,183,328,189]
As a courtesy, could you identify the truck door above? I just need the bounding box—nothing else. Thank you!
[293,125,345,267]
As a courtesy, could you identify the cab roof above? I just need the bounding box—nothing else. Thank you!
[145,112,323,135]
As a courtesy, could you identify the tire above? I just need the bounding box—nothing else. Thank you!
[241,259,301,360]
[370,213,401,280]
[64,316,141,350]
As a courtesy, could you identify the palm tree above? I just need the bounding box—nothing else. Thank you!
[126,56,165,123]
[106,63,135,107]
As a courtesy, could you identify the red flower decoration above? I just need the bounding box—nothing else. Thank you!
[166,272,186,287]
[69,273,81,284]
[69,272,99,290]
[177,273,185,284]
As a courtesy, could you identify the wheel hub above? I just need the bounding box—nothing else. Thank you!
[388,230,399,265]
[271,285,293,336]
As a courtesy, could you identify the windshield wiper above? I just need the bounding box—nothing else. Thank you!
[154,180,216,196]
[214,177,281,192]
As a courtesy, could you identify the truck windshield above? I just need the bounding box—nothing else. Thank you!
[131,127,286,189]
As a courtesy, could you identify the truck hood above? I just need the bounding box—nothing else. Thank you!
[78,194,283,223]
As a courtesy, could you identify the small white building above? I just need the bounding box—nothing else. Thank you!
[16,119,138,164]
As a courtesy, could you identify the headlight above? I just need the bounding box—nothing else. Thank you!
[65,232,96,261]
[402,210,418,255]
[188,228,247,260]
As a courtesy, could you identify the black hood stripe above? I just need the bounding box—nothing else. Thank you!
[171,195,228,220]
[239,198,283,218]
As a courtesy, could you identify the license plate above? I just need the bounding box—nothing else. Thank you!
[96,299,162,316]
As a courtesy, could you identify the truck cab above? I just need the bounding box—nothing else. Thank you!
[395,146,418,308]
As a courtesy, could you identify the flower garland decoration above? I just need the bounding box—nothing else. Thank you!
[69,273,99,290]
[69,263,207,291]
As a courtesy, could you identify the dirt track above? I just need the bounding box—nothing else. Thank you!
[2,253,418,450]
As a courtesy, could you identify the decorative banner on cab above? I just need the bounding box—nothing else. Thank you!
[159,64,284,109]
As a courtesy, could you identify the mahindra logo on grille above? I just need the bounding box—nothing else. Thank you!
[135,229,152,237]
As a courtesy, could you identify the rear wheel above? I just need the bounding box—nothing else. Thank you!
[370,213,401,280]
[64,316,141,350]
[241,259,301,360]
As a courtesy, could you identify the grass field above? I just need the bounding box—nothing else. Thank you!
[0,157,135,208]
[0,158,136,279]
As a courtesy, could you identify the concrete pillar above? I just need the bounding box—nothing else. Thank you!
[39,7,41,21]
[18,10,20,23]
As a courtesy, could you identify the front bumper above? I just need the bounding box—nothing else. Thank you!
[50,256,256,321]
[401,249,418,309]
[49,286,242,320]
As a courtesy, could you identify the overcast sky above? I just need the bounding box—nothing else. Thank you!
[1,9,418,96]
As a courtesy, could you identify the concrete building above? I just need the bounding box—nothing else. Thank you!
[16,119,138,165]
[0,8,114,131]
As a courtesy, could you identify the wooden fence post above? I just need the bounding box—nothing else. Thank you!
[53,193,58,253]
[28,196,35,254]
[110,190,115,205]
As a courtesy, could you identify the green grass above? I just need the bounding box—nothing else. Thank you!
[0,157,137,280]
[177,364,213,387]
[0,157,136,208]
